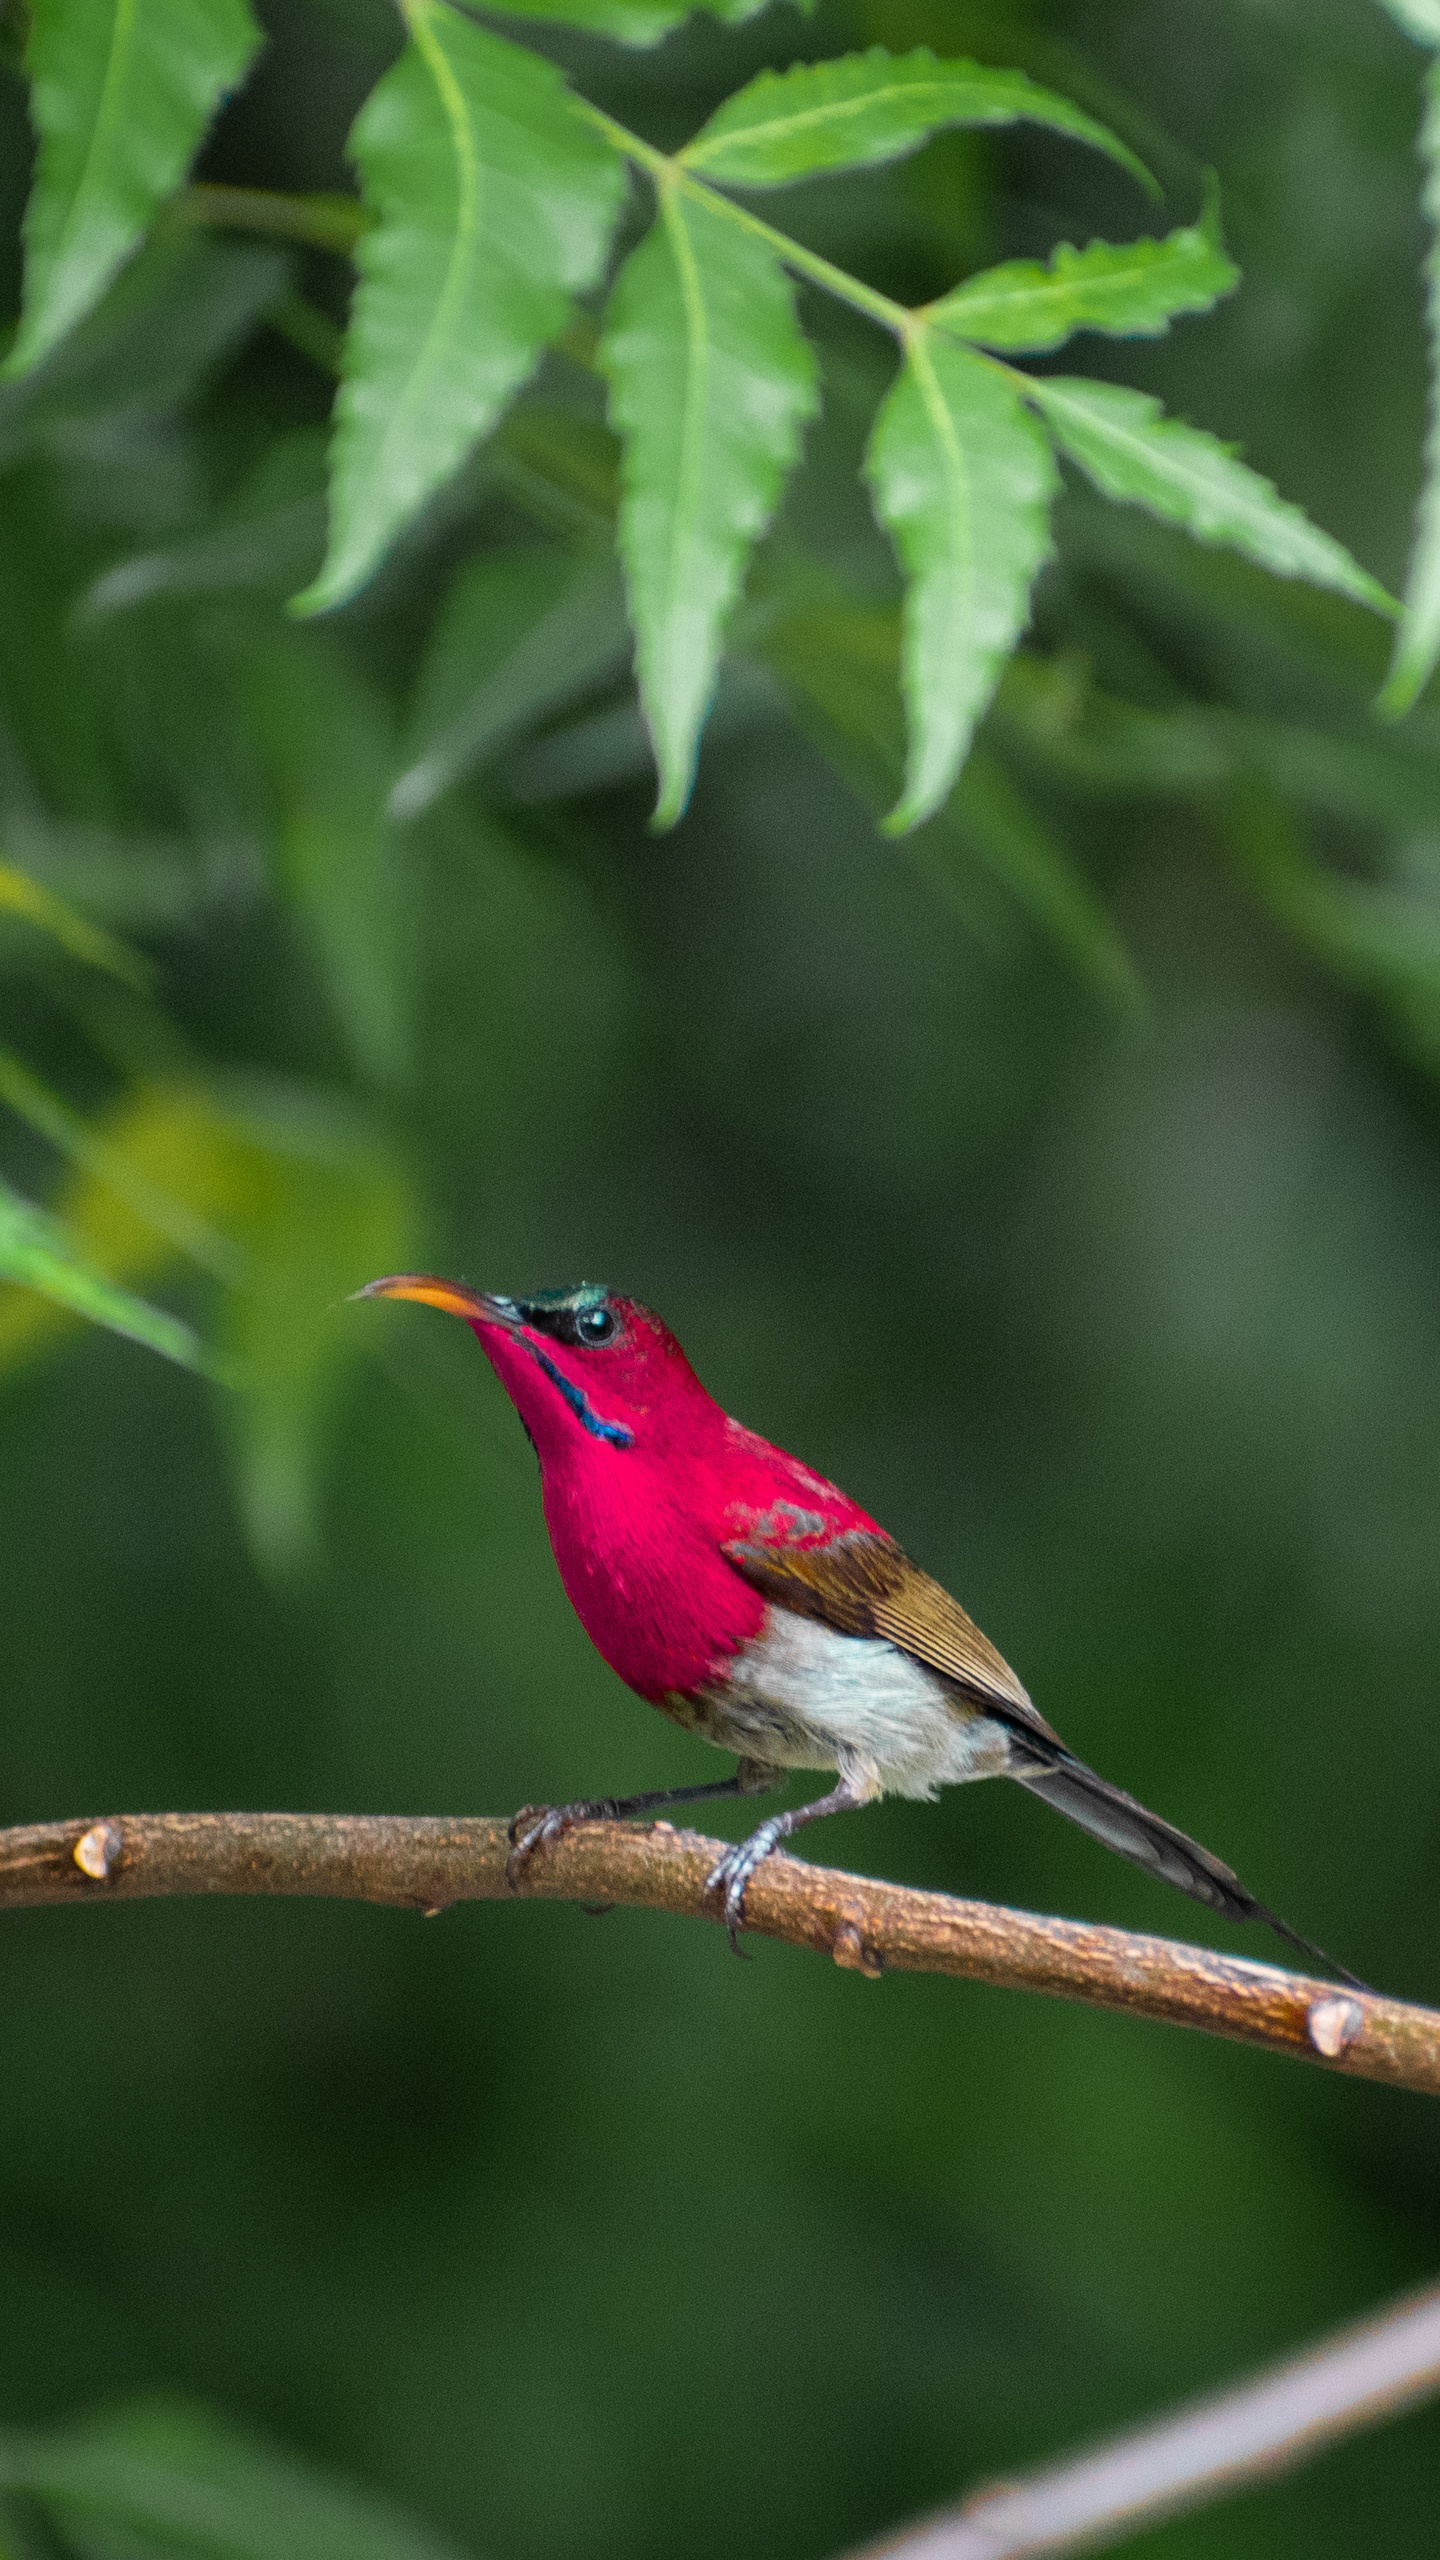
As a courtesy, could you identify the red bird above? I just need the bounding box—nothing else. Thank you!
[360,1275,1357,1980]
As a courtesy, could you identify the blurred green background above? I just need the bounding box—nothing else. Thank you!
[3,0,1440,2554]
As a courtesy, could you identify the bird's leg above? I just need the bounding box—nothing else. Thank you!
[705,1766,882,1951]
[506,1761,777,1888]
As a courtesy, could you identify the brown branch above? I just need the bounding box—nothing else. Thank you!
[840,2276,1440,2559]
[3,1809,1438,2097]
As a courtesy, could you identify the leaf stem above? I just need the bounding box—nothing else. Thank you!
[178,183,368,255]
[577,100,912,336]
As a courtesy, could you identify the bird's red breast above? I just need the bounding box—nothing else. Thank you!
[358,1277,887,1702]
[493,1315,888,1704]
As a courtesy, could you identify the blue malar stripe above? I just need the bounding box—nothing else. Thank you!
[526,1344,633,1446]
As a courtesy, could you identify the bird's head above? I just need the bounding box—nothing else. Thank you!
[355,1275,717,1468]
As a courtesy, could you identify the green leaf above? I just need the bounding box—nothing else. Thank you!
[394,545,629,818]
[678,46,1155,194]
[1026,376,1396,616]
[864,330,1057,832]
[0,1173,210,1373]
[599,185,817,824]
[0,1045,242,1279]
[6,0,264,379]
[0,2397,469,2560]
[472,0,773,45]
[930,198,1237,354]
[0,860,151,982]
[1381,62,1440,713]
[295,2,625,614]
[0,1083,257,1386]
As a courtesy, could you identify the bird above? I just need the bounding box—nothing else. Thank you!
[358,1274,1361,1984]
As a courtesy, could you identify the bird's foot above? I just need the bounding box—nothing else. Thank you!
[704,1816,790,1954]
[506,1798,616,1888]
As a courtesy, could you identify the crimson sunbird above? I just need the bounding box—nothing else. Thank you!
[360,1275,1358,1982]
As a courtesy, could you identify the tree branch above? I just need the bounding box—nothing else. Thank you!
[2,1809,1437,2094]
[839,2277,1440,2559]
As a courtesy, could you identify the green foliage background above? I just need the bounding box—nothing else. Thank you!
[3,1,1440,2555]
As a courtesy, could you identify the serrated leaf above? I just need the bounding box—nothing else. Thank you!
[1027,376,1395,615]
[930,199,1237,354]
[0,1173,210,1372]
[394,545,629,818]
[864,330,1057,832]
[6,0,264,379]
[1381,62,1440,713]
[599,185,817,824]
[679,46,1154,194]
[295,3,624,614]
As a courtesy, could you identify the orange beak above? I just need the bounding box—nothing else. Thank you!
[351,1274,522,1325]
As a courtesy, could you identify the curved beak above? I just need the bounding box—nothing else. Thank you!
[351,1274,522,1326]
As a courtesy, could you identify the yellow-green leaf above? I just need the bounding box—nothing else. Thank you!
[0,858,151,982]
[0,1172,210,1372]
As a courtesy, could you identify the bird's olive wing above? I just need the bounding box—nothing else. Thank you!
[722,1529,1064,1746]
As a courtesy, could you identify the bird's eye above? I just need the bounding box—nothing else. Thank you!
[575,1304,616,1345]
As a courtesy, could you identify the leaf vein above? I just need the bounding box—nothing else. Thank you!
[384,0,484,480]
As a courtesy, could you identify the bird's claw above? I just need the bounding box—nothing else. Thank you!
[506,1800,599,1888]
[705,1820,788,1954]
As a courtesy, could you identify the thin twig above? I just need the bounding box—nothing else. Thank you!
[2,1810,1437,2097]
[840,2277,1440,2559]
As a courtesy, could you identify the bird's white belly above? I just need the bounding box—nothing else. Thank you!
[689,1604,1016,1800]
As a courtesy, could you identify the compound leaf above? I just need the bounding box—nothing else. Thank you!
[679,47,1153,193]
[1027,376,1395,615]
[600,184,817,824]
[865,330,1057,832]
[931,195,1237,354]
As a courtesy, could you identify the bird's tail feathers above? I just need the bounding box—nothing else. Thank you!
[1012,1753,1366,1992]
